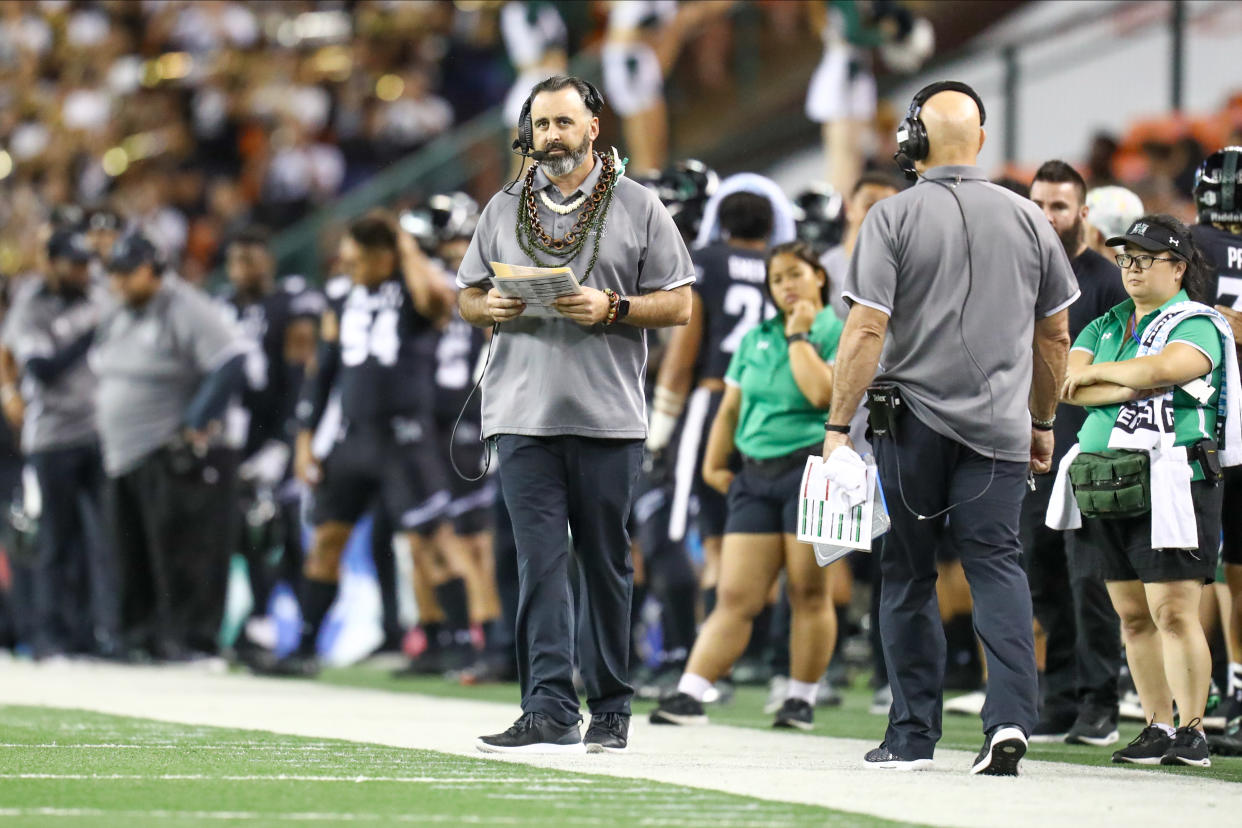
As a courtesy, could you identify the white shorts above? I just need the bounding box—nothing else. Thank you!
[601,42,664,117]
[805,45,876,123]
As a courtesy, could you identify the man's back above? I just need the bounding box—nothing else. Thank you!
[692,241,769,383]
[844,165,1078,462]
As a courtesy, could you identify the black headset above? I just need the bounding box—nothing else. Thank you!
[894,80,987,181]
[512,78,606,157]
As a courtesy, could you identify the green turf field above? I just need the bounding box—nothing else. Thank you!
[317,665,1242,784]
[0,706,924,828]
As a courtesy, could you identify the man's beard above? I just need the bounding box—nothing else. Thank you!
[1057,217,1083,257]
[540,135,591,177]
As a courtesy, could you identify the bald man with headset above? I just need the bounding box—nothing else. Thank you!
[821,82,1079,775]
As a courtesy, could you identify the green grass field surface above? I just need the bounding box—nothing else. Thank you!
[0,706,923,828]
[317,665,1242,785]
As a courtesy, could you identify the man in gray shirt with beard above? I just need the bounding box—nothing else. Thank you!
[458,75,694,754]
[92,234,247,661]
[2,228,114,658]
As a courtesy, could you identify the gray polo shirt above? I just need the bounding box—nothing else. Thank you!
[457,158,695,439]
[843,165,1079,462]
[1,280,113,453]
[820,244,852,320]
[91,275,244,476]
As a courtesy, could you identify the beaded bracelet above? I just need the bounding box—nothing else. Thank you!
[603,288,620,326]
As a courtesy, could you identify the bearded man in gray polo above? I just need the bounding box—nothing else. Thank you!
[457,74,694,754]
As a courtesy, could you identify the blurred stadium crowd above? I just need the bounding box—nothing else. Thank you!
[4,0,1242,760]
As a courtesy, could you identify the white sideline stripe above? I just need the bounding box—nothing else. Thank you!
[0,743,338,750]
[0,809,531,824]
[0,774,558,783]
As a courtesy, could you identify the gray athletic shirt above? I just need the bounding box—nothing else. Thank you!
[91,275,244,476]
[457,158,695,439]
[842,165,1080,462]
[1,280,113,453]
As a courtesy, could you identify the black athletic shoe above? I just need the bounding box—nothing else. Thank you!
[649,692,708,726]
[1161,719,1211,767]
[862,744,933,771]
[476,712,584,754]
[248,650,320,678]
[392,649,442,678]
[1065,707,1120,746]
[584,713,631,754]
[1112,723,1173,765]
[1207,713,1242,756]
[970,725,1027,776]
[1029,713,1075,744]
[772,698,815,731]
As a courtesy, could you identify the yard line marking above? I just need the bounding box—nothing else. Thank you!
[0,774,573,784]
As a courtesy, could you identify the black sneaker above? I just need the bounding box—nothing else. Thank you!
[970,725,1027,776]
[584,713,631,754]
[1065,707,1120,746]
[1112,722,1173,765]
[649,692,708,726]
[1207,712,1242,756]
[862,743,933,771]
[1161,719,1211,767]
[476,712,584,755]
[392,649,442,678]
[1029,713,1076,744]
[247,650,320,678]
[772,698,814,731]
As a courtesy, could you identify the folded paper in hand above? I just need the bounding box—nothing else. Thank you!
[797,452,889,566]
[489,262,582,318]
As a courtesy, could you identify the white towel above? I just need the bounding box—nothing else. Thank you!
[823,445,868,507]
[693,172,798,250]
[1149,441,1196,549]
[1046,443,1082,531]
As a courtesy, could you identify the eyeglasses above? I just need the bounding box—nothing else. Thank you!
[1114,253,1179,271]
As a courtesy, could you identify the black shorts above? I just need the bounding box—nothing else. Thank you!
[670,387,730,540]
[312,419,450,535]
[1220,467,1242,566]
[723,445,820,536]
[1084,480,1222,584]
[437,419,496,535]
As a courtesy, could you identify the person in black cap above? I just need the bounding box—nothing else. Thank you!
[92,233,247,661]
[1060,214,1230,768]
[0,228,116,658]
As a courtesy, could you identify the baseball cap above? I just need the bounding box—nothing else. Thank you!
[106,234,161,273]
[46,228,94,263]
[1085,186,1144,241]
[1105,219,1192,260]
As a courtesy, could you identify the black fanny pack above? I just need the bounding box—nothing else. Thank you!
[1067,449,1150,519]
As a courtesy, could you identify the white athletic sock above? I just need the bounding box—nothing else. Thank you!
[1229,662,1242,698]
[677,672,713,702]
[786,679,818,706]
[1154,722,1176,737]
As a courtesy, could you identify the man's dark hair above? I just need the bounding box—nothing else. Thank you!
[719,192,773,242]
[528,75,603,116]
[228,226,271,250]
[852,171,904,196]
[348,214,399,252]
[1032,160,1087,204]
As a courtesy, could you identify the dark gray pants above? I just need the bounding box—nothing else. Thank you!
[874,414,1038,760]
[1020,474,1121,722]
[497,434,642,725]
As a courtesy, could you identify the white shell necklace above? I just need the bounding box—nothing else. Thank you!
[539,189,588,215]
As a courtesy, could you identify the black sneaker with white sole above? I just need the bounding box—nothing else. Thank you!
[649,692,708,726]
[970,725,1027,776]
[1161,719,1211,767]
[1065,707,1120,746]
[476,712,584,754]
[1028,713,1075,744]
[772,698,814,731]
[1207,712,1242,756]
[584,713,631,754]
[1112,723,1173,765]
[862,744,934,771]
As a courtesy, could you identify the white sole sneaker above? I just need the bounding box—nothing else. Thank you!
[1067,730,1119,747]
[585,723,633,754]
[649,710,708,726]
[475,739,587,755]
[971,726,1027,776]
[864,758,934,771]
[1028,733,1069,744]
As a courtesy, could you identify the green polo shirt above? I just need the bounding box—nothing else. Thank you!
[725,308,843,460]
[1072,289,1223,470]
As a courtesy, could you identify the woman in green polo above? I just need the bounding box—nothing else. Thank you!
[1061,214,1224,768]
[650,241,842,731]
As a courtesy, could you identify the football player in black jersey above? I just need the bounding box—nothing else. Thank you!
[257,213,455,676]
[647,191,774,685]
[1192,147,1242,743]
[220,227,324,657]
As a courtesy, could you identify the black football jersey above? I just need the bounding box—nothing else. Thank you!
[334,274,437,423]
[220,277,325,455]
[1193,223,1242,310]
[692,242,771,381]
[433,306,485,423]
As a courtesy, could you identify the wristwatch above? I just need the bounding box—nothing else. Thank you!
[616,295,631,322]
[786,332,809,345]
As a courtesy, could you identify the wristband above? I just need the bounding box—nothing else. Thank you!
[786,332,809,345]
[1032,414,1056,431]
[1032,421,1054,432]
[824,422,850,434]
[603,288,621,326]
